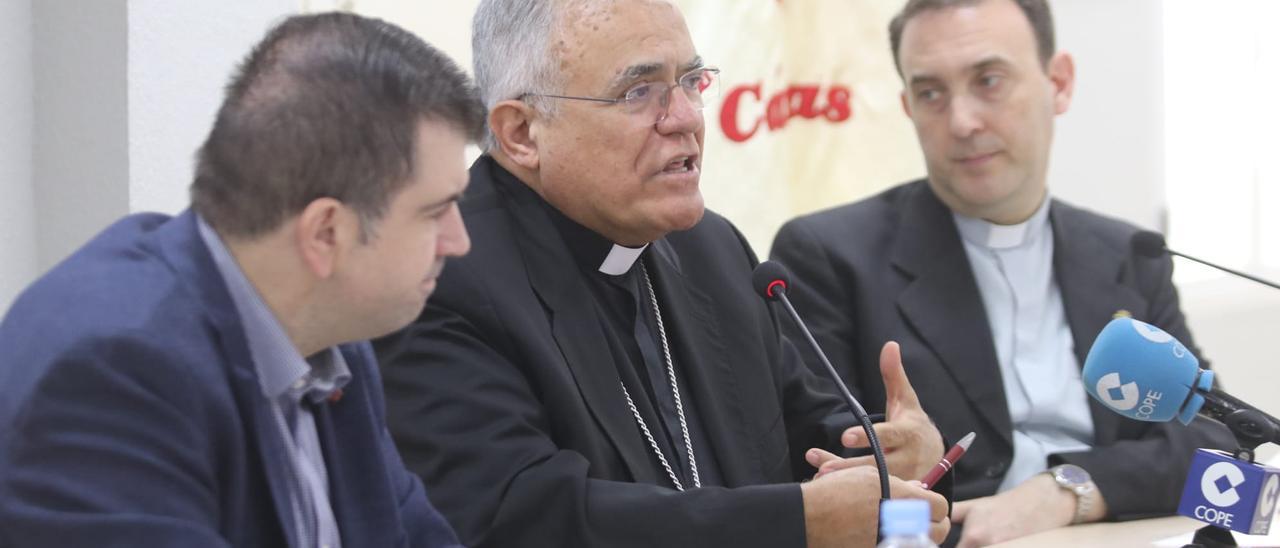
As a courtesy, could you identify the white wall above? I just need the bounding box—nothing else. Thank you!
[1165,0,1279,280]
[0,0,37,311]
[127,0,297,214]
[32,0,130,275]
[1161,0,1280,436]
[0,0,299,315]
[1051,0,1165,231]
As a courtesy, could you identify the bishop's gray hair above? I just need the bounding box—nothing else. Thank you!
[472,0,569,151]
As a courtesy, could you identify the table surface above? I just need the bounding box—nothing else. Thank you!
[990,514,1280,547]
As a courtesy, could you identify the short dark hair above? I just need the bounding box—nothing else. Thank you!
[191,12,485,240]
[889,0,1056,74]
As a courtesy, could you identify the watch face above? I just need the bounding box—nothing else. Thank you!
[1056,465,1091,486]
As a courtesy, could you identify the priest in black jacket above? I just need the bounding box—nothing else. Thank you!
[373,1,950,547]
[772,1,1235,547]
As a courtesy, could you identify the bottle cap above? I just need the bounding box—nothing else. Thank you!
[880,498,929,537]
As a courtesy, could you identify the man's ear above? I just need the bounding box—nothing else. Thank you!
[294,197,355,279]
[490,99,542,170]
[1047,51,1076,115]
[900,90,914,118]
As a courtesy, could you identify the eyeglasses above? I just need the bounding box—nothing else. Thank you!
[522,67,720,123]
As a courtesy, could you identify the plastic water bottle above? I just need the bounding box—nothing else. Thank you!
[877,499,939,548]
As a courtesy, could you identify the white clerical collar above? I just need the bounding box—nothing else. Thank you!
[598,243,649,275]
[953,194,1052,250]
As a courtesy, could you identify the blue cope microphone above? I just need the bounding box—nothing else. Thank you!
[1083,317,1280,535]
[1082,317,1212,425]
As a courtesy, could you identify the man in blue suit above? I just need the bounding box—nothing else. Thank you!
[0,12,482,547]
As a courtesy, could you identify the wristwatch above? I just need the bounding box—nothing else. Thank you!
[1046,464,1095,524]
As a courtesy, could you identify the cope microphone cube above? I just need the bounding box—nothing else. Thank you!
[1178,449,1280,535]
[1082,318,1213,425]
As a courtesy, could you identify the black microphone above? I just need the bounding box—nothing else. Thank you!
[1132,230,1280,291]
[752,260,892,501]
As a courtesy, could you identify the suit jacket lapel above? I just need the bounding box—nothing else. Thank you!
[492,167,656,484]
[226,353,303,548]
[1050,202,1148,445]
[312,346,398,546]
[156,211,301,547]
[891,183,1014,450]
[644,242,761,485]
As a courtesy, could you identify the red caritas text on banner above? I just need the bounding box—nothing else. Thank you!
[719,82,853,143]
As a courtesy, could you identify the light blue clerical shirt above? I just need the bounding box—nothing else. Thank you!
[198,216,349,548]
[952,196,1095,492]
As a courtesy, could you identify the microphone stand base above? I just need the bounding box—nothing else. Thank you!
[1185,524,1238,547]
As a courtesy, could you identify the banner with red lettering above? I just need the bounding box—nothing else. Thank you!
[675,0,923,254]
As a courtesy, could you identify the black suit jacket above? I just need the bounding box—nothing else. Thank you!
[771,180,1234,519]
[375,156,885,547]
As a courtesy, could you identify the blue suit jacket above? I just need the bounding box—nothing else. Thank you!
[0,211,461,547]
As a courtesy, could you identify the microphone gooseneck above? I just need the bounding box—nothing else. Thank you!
[1130,230,1280,291]
[752,261,892,502]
